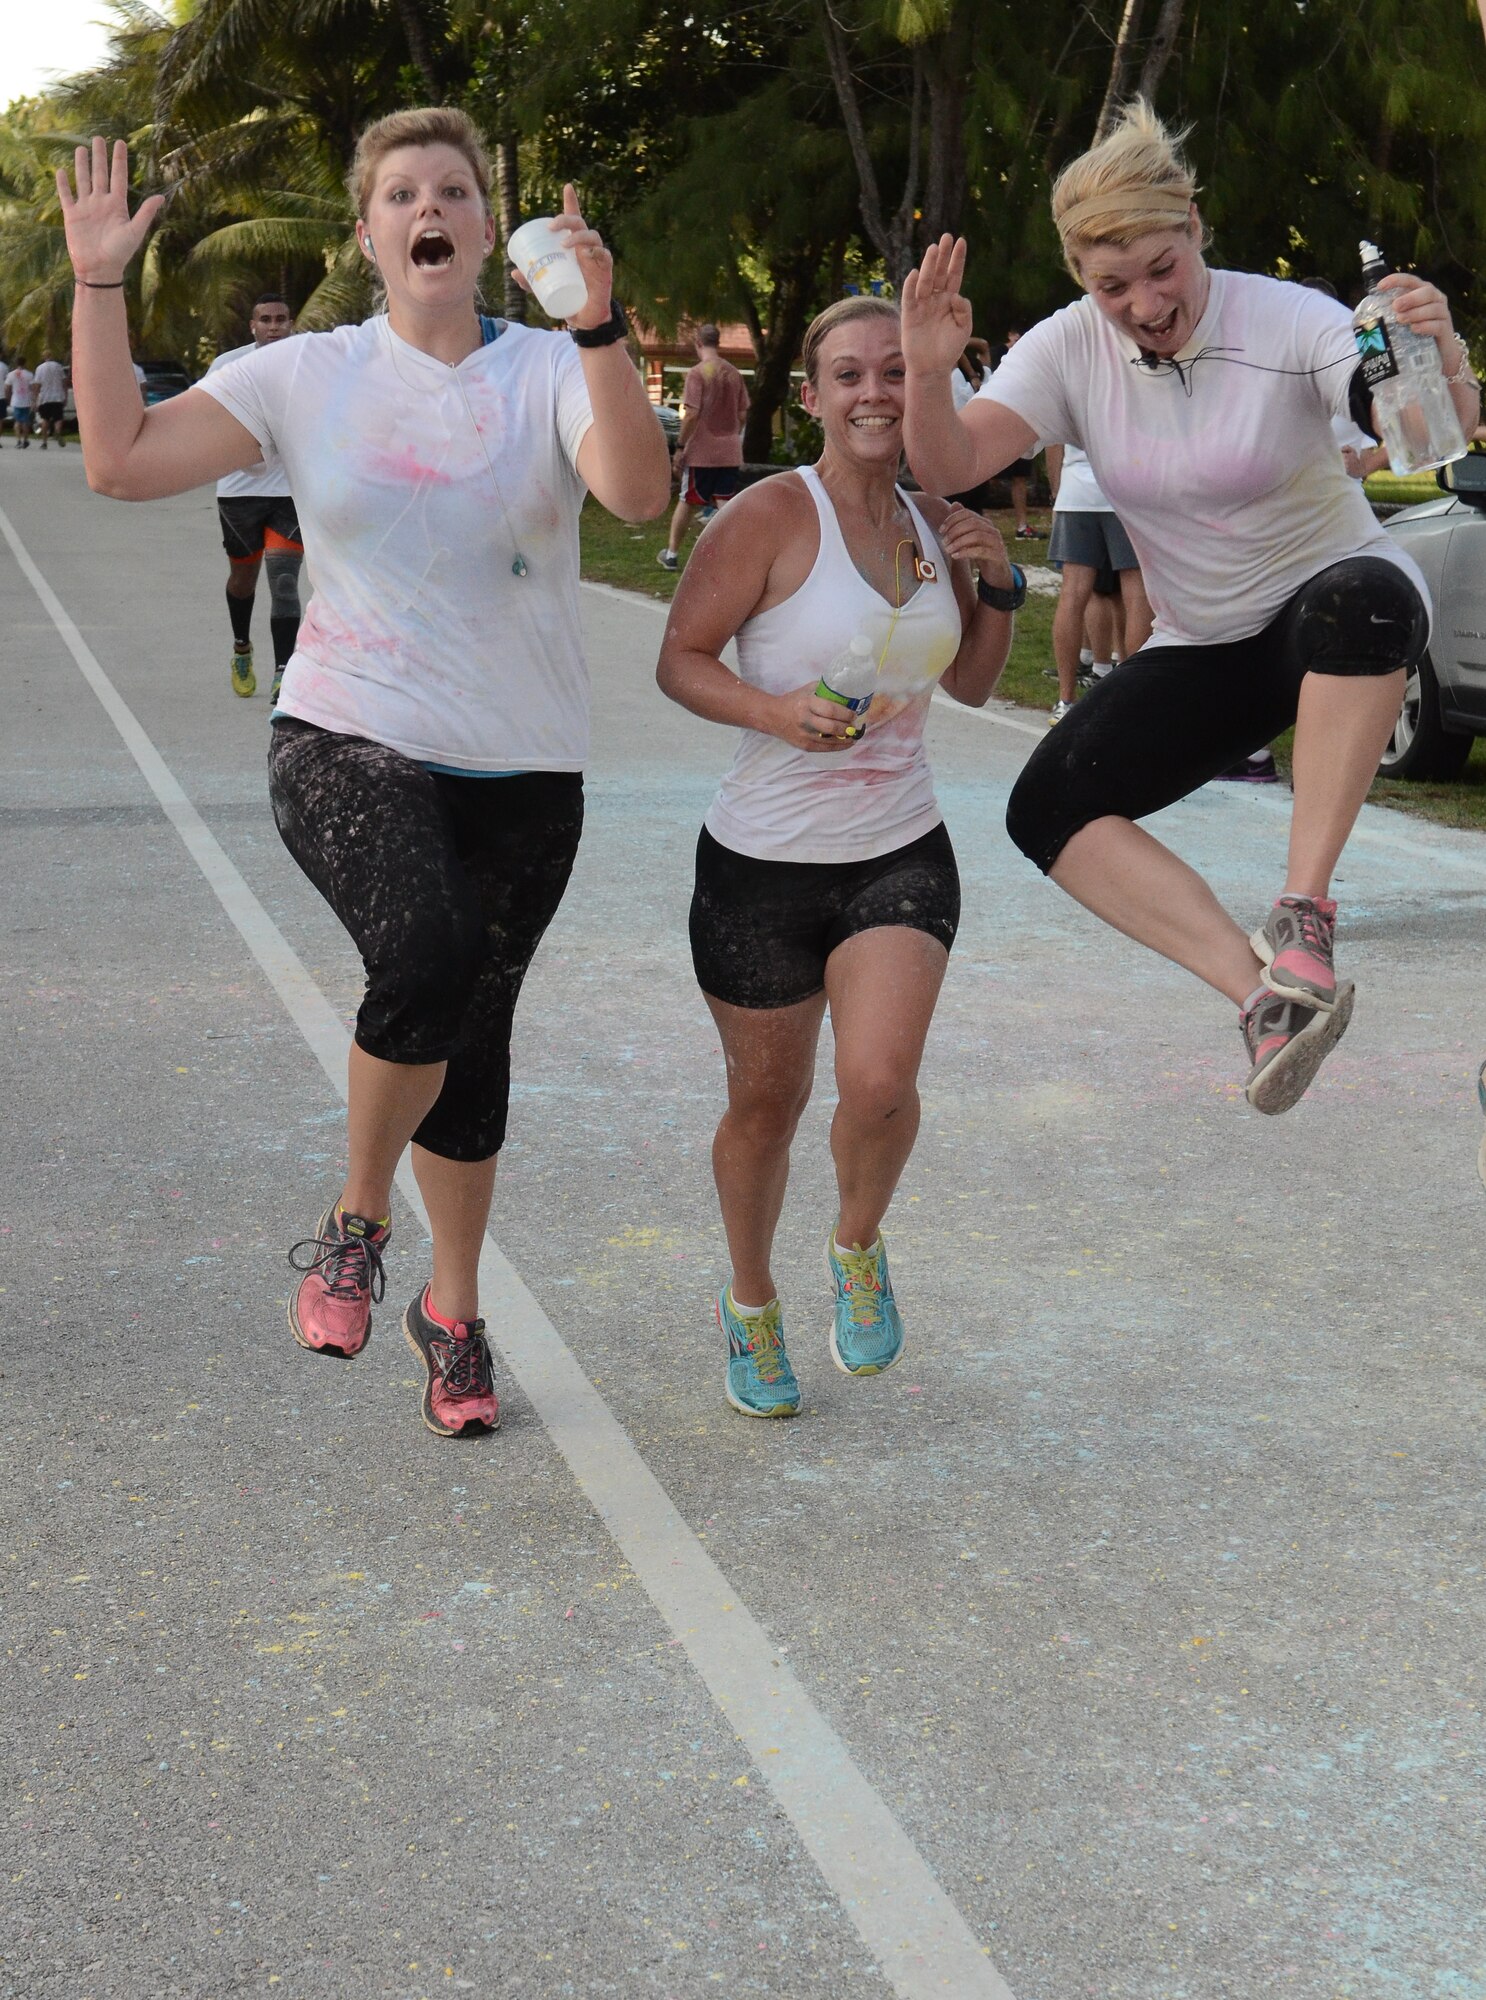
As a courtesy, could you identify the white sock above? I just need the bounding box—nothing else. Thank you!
[1092,660,1114,678]
[1078,646,1094,667]
[727,1287,771,1317]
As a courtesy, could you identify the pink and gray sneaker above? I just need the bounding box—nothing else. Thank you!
[1240,982,1355,1115]
[402,1287,501,1437]
[1251,894,1338,1011]
[287,1206,390,1358]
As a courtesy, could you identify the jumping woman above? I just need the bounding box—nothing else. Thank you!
[902,102,1477,1113]
[58,112,669,1435]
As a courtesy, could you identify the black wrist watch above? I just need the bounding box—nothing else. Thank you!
[569,300,629,347]
[976,563,1026,614]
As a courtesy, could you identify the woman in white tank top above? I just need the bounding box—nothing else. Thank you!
[657,297,1024,1419]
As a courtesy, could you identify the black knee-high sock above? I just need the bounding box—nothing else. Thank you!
[227,589,254,649]
[270,614,300,668]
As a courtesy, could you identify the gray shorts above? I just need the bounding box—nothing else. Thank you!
[1048,510,1139,572]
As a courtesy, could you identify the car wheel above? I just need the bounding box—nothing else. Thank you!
[1377,648,1473,781]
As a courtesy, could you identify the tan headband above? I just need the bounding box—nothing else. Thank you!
[1057,187,1194,241]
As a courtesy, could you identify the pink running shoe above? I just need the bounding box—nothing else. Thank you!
[1241,982,1355,1115]
[287,1207,389,1358]
[402,1288,501,1437]
[1251,894,1338,1010]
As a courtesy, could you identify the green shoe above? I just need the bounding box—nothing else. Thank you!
[719,1289,800,1418]
[270,668,284,704]
[230,644,256,698]
[826,1233,904,1376]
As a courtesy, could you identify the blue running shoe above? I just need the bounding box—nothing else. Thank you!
[718,1290,800,1418]
[827,1234,904,1376]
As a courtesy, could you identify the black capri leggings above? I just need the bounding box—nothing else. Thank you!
[1007,555,1428,875]
[268,719,583,1161]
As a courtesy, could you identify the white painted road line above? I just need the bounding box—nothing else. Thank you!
[5,505,1015,2000]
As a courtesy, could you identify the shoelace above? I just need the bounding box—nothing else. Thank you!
[288,1221,387,1304]
[742,1302,788,1385]
[1281,898,1333,956]
[836,1246,884,1328]
[433,1321,494,1399]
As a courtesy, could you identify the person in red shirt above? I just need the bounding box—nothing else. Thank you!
[658,322,750,569]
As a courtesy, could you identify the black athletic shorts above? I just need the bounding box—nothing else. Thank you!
[37,401,64,424]
[690,821,960,1010]
[267,719,583,1161]
[1006,555,1429,875]
[219,495,303,562]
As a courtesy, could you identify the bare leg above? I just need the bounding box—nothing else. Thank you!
[1052,564,1097,702]
[411,1146,498,1324]
[227,553,261,606]
[1285,670,1404,897]
[1085,592,1119,668]
[341,1039,445,1221]
[1051,817,1263,1005]
[705,991,827,1305]
[1119,567,1153,656]
[825,928,949,1248]
[1011,477,1030,535]
[667,496,699,558]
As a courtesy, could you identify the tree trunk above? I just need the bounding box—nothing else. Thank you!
[1094,0,1146,142]
[922,16,971,245]
[393,0,443,100]
[741,250,823,463]
[818,3,921,283]
[494,130,526,321]
[1137,0,1189,102]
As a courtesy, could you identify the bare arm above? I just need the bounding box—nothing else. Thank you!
[1378,273,1481,444]
[902,234,1039,492]
[656,480,860,753]
[1045,442,1065,501]
[58,139,265,499]
[916,498,1015,707]
[532,185,668,521]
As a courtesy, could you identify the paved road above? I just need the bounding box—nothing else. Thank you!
[3,450,1485,2000]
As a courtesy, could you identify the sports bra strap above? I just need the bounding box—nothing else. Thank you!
[479,315,507,346]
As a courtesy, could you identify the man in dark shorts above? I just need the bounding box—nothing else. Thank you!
[32,354,68,447]
[658,322,750,570]
[204,295,302,699]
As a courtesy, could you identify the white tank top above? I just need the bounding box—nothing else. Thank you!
[704,465,963,863]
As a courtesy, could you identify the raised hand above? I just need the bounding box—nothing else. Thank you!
[56,138,164,284]
[550,182,614,331]
[901,235,973,375]
[935,501,1014,586]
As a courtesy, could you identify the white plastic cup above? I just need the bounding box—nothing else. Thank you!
[506,217,589,321]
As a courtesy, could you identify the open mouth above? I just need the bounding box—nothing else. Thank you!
[850,415,897,432]
[1139,306,1180,342]
[410,228,456,269]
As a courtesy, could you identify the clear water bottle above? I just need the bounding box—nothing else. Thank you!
[1352,240,1467,476]
[814,633,877,738]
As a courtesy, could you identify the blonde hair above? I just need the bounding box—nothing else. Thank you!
[1052,99,1205,278]
[348,106,492,219]
[802,296,899,385]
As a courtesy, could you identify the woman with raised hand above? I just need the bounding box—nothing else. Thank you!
[902,102,1477,1115]
[656,296,1020,1417]
[58,114,669,1437]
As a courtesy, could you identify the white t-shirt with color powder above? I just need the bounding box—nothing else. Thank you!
[5,368,34,409]
[200,317,595,771]
[207,344,291,500]
[977,268,1426,648]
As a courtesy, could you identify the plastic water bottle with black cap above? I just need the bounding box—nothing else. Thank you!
[1352,241,1467,476]
[814,634,877,740]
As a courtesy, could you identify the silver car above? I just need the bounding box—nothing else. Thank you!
[1380,453,1486,779]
